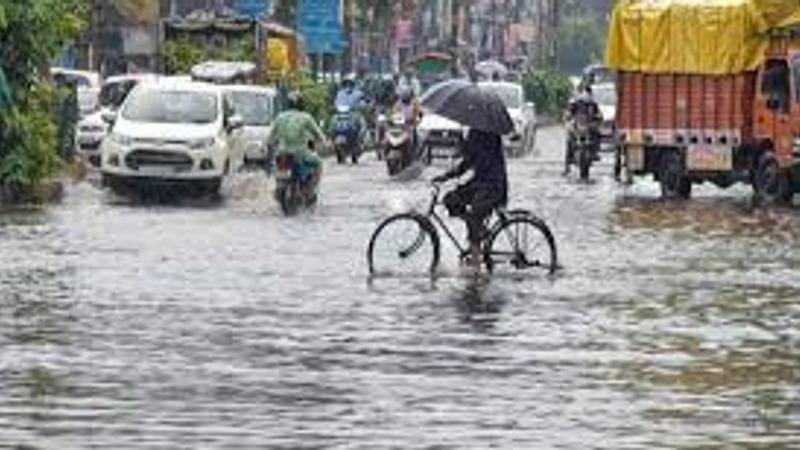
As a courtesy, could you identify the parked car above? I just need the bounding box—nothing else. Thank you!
[223,85,280,169]
[100,80,241,196]
[51,68,101,117]
[478,81,537,156]
[76,74,158,166]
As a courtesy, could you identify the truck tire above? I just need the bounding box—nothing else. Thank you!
[754,152,793,205]
[659,151,692,199]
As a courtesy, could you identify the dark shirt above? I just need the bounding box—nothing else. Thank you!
[448,129,508,199]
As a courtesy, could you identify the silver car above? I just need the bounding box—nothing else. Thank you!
[224,85,280,169]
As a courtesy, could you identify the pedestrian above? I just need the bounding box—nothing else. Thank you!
[432,128,508,268]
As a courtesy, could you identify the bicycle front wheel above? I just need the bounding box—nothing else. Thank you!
[367,213,440,277]
[485,216,558,276]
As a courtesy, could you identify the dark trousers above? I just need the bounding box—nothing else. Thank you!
[444,182,506,245]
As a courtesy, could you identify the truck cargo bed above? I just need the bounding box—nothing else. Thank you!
[617,72,757,147]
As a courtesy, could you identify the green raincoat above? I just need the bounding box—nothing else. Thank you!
[267,109,325,168]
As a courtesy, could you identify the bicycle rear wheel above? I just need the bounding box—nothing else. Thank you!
[367,213,440,276]
[484,215,557,276]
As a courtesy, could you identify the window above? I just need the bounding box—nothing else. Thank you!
[761,59,791,113]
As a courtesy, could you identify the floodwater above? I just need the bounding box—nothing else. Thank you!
[1,126,799,449]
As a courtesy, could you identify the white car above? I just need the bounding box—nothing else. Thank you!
[592,82,617,144]
[100,80,241,195]
[223,85,280,168]
[478,81,537,156]
[417,112,466,161]
[76,74,158,166]
[51,68,101,117]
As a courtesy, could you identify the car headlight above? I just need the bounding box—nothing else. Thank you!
[188,137,216,150]
[109,132,132,147]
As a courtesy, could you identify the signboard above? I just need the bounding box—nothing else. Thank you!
[233,0,271,19]
[298,0,345,54]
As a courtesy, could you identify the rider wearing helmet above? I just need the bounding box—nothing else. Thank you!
[393,87,422,126]
[267,91,327,192]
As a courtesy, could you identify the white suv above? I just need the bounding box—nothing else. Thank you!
[100,80,241,195]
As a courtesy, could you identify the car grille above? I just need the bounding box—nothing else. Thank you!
[125,149,193,172]
[133,138,190,147]
[80,125,104,133]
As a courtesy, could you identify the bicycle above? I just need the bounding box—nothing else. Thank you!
[367,183,558,277]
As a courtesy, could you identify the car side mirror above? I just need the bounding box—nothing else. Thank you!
[227,115,244,132]
[101,110,117,125]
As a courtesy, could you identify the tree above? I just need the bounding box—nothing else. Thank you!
[0,0,88,200]
[558,16,606,74]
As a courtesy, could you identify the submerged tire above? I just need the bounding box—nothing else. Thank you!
[278,185,301,216]
[484,215,558,276]
[659,151,692,199]
[754,152,793,205]
[578,147,591,181]
[367,213,441,276]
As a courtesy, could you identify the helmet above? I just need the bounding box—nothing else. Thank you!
[286,91,304,110]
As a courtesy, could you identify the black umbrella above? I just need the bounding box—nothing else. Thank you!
[421,79,513,135]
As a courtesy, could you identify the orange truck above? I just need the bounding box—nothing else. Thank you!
[606,0,800,203]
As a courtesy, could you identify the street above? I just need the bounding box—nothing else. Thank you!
[1,125,799,448]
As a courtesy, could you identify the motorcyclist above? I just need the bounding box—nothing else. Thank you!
[333,76,366,141]
[267,91,328,196]
[432,129,508,269]
[391,87,423,162]
[565,86,602,172]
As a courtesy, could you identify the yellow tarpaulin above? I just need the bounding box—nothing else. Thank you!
[606,0,800,74]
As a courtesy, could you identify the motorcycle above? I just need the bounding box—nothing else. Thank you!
[384,112,418,177]
[274,153,317,216]
[374,110,389,161]
[565,118,599,181]
[331,103,363,165]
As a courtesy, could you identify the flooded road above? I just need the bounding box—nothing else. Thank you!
[1,126,799,449]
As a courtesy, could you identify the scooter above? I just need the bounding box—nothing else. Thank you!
[274,153,317,216]
[384,112,418,177]
[331,103,363,165]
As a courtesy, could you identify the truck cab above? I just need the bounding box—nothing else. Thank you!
[753,48,800,202]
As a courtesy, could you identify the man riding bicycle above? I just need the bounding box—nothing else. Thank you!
[433,129,508,269]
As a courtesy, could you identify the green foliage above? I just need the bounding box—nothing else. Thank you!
[163,37,256,75]
[0,85,58,197]
[558,16,607,74]
[0,0,87,200]
[522,69,573,117]
[280,71,336,126]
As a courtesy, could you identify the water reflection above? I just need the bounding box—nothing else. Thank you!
[448,278,507,332]
[611,197,800,238]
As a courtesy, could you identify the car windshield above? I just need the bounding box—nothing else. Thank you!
[122,89,218,124]
[593,84,617,106]
[482,84,522,109]
[226,92,273,126]
[99,80,138,109]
